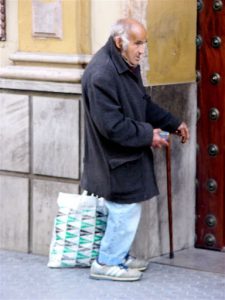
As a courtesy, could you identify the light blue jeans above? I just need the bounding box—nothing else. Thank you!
[98,200,142,265]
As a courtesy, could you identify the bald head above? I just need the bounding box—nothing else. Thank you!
[110,18,147,44]
[110,18,147,67]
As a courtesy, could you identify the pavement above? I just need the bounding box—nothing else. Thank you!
[0,248,225,300]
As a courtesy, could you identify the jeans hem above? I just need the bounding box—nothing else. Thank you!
[98,252,125,266]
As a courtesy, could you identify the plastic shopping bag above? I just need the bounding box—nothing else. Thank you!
[47,191,108,268]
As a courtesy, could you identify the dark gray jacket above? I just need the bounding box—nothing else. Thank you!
[81,37,181,203]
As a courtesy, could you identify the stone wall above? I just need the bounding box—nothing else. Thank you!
[0,82,197,258]
[0,91,81,254]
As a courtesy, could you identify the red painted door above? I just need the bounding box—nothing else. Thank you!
[196,0,225,250]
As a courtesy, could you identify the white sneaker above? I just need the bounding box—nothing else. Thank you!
[124,255,149,271]
[90,260,142,281]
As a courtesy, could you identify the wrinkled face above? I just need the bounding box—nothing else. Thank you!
[121,25,147,67]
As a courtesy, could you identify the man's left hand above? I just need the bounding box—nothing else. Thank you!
[175,122,190,143]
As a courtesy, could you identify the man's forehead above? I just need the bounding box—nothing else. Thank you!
[130,33,147,44]
[129,26,147,41]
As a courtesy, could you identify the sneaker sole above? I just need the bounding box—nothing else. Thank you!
[125,265,148,271]
[134,266,148,272]
[90,273,142,281]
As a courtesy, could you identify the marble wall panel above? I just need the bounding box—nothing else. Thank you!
[131,197,160,259]
[32,0,62,38]
[33,96,80,179]
[0,93,29,172]
[32,179,79,255]
[0,175,29,252]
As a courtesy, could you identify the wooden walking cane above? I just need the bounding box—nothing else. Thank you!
[166,135,174,259]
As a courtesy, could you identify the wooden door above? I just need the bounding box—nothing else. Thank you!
[196,0,225,250]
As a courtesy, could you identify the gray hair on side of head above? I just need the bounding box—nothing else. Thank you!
[110,19,131,50]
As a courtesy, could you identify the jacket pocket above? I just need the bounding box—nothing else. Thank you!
[108,153,143,198]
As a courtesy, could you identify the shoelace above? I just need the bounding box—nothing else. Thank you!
[124,254,136,263]
[118,263,128,270]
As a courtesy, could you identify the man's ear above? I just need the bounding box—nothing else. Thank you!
[114,36,123,50]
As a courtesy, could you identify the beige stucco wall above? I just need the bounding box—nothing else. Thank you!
[0,0,18,67]
[1,0,196,84]
[18,0,91,54]
[91,0,122,53]
[147,0,196,85]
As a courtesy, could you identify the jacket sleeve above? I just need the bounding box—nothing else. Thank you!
[144,94,181,133]
[84,74,153,148]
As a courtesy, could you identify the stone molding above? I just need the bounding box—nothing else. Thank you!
[0,66,83,83]
[0,52,92,88]
[0,78,81,94]
[9,52,92,65]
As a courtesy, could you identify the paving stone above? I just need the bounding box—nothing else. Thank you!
[0,250,225,300]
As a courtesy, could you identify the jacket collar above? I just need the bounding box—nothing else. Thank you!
[105,37,140,75]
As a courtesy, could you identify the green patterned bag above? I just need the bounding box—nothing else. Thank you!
[47,191,108,268]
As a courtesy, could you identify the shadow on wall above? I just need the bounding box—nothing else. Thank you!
[131,83,197,259]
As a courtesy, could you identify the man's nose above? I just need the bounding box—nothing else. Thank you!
[138,44,146,54]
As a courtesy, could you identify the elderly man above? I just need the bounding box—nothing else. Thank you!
[81,18,189,281]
